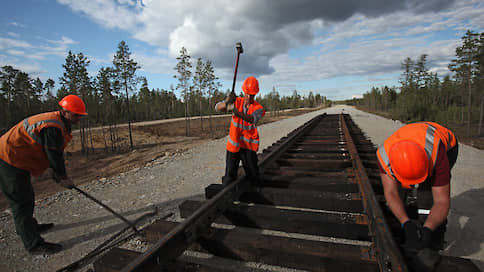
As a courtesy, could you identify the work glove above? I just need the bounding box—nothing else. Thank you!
[232,105,239,115]
[402,220,423,252]
[408,248,441,272]
[421,226,433,249]
[224,92,236,105]
[226,103,235,111]
[402,222,441,272]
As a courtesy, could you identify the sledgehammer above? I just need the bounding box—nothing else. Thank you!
[231,42,244,95]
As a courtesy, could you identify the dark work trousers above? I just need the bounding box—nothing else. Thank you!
[0,159,43,250]
[222,149,259,186]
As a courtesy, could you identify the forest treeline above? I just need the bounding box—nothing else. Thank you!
[1,41,328,152]
[351,30,484,139]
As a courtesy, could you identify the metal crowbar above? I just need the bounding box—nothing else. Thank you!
[71,185,139,233]
[51,172,139,233]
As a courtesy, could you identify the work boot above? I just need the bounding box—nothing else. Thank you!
[29,241,63,255]
[37,223,54,234]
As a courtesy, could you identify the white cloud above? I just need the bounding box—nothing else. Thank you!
[0,54,46,77]
[87,55,111,67]
[116,0,135,6]
[352,94,363,99]
[6,49,25,56]
[57,0,139,31]
[57,0,477,78]
[7,32,20,38]
[0,37,32,50]
[0,35,82,79]
[133,53,175,75]
[3,0,478,99]
[8,22,25,28]
[0,54,18,66]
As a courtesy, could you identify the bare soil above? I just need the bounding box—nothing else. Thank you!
[0,109,317,211]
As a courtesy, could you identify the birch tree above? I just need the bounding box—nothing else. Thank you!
[174,47,192,136]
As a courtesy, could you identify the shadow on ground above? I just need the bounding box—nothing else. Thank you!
[445,188,484,270]
[57,193,206,250]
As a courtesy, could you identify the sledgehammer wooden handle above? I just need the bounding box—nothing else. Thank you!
[231,42,244,94]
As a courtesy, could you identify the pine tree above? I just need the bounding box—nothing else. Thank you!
[112,41,140,150]
[44,79,56,111]
[0,65,19,126]
[59,50,93,154]
[14,72,33,117]
[449,30,480,136]
[138,77,151,120]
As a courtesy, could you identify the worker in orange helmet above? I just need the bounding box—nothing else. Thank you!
[376,122,458,268]
[0,94,87,255]
[215,76,265,186]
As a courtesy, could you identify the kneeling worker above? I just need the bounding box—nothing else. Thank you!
[0,94,87,255]
[215,76,265,186]
[376,121,458,269]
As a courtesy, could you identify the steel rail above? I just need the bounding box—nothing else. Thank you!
[120,113,327,272]
[340,114,408,272]
[94,113,481,272]
[57,209,162,272]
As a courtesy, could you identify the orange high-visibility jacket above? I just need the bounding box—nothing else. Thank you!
[226,97,265,153]
[0,111,72,176]
[376,122,456,182]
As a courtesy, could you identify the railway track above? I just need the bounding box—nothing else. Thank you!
[92,113,479,272]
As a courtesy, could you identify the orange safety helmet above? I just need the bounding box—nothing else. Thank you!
[58,94,88,115]
[389,140,429,187]
[242,76,259,95]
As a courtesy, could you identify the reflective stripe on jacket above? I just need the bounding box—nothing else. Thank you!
[226,97,265,153]
[0,111,72,176]
[376,122,456,182]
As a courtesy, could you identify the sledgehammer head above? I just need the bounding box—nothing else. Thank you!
[236,42,243,54]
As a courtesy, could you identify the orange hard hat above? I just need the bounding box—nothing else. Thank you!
[242,76,259,95]
[389,140,429,187]
[58,95,88,115]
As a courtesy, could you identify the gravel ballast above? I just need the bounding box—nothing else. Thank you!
[1,105,483,271]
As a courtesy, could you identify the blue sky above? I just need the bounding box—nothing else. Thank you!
[1,0,483,100]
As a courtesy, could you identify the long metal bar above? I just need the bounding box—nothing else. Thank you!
[73,186,138,233]
[53,171,140,234]
[120,113,327,272]
[339,114,409,272]
[57,209,161,272]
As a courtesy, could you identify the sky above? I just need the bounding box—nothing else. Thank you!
[1,0,483,101]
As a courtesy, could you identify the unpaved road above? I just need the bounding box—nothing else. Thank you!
[0,105,483,272]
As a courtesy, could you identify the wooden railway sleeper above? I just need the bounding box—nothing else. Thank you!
[92,114,482,272]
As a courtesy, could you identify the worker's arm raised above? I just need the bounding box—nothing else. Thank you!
[215,93,237,112]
